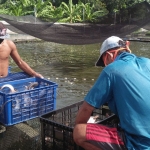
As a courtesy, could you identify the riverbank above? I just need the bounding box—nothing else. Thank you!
[9,34,42,43]
[7,30,41,43]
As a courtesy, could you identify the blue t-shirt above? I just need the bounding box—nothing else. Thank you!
[85,52,150,150]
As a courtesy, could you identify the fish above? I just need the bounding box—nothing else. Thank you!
[87,115,99,123]
[0,84,16,93]
[25,82,39,90]
[23,82,38,107]
[23,93,31,107]
[12,96,20,110]
[0,84,20,111]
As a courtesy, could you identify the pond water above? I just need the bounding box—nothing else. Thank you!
[1,40,150,150]
[11,41,150,109]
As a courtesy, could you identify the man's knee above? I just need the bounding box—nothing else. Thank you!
[73,124,87,145]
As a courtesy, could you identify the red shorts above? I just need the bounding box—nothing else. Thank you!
[86,124,127,150]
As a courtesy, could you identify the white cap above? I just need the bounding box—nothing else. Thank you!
[0,33,10,39]
[95,36,123,67]
[0,23,10,39]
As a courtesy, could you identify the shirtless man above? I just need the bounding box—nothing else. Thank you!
[0,22,43,78]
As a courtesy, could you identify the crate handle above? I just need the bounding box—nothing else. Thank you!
[0,84,18,114]
[0,94,31,115]
[0,99,12,115]
[0,89,47,115]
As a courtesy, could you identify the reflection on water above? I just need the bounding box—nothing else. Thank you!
[10,41,150,108]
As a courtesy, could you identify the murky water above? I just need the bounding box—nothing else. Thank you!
[10,41,150,108]
[1,40,150,150]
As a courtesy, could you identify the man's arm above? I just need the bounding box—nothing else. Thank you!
[75,101,94,124]
[9,40,43,78]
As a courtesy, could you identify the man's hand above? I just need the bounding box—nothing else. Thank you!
[34,72,44,78]
[75,101,94,124]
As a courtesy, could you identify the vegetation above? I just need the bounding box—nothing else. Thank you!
[145,31,150,36]
[0,0,149,23]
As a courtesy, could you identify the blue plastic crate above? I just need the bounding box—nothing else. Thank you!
[0,77,58,126]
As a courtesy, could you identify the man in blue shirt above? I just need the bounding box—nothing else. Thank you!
[73,36,150,150]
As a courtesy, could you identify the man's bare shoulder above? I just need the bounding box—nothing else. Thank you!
[3,39,16,49]
[4,39,15,45]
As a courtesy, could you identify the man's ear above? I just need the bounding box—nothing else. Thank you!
[106,51,113,60]
[125,41,131,53]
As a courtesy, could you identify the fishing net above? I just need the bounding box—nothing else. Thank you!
[0,121,41,150]
[0,1,150,45]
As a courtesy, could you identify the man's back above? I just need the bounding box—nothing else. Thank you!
[105,52,150,149]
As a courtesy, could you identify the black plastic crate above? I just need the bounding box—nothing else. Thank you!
[40,101,118,150]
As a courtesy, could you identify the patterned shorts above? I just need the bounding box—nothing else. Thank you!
[86,124,127,150]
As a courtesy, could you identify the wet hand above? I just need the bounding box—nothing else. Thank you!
[34,72,44,78]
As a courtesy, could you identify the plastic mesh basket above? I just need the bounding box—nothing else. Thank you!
[0,77,58,126]
[40,101,117,150]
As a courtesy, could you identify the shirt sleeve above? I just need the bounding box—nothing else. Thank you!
[84,70,113,108]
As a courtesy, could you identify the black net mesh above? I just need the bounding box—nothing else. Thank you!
[0,1,150,45]
[0,121,41,150]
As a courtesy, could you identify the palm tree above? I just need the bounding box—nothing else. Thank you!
[59,0,82,23]
[38,2,63,21]
[81,2,108,22]
[1,0,33,16]
[0,0,49,16]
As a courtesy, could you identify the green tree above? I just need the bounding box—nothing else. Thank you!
[98,0,131,24]
[81,2,108,22]
[59,0,82,23]
[31,0,49,17]
[0,0,33,16]
[0,0,7,4]
[4,0,33,16]
[38,2,63,21]
[0,0,49,17]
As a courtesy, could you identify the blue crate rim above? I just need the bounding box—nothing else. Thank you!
[0,84,58,95]
[0,77,58,95]
[0,77,58,86]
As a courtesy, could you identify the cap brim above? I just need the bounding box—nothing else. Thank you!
[95,55,105,67]
[0,34,10,39]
